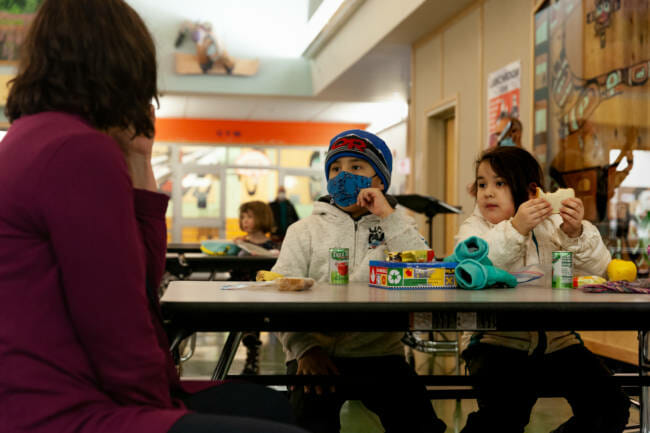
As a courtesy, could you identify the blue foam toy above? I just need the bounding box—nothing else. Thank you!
[444,236,492,265]
[455,259,517,290]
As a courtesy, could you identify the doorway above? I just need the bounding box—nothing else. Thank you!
[425,96,458,257]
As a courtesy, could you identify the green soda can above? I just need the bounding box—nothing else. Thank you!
[552,251,573,289]
[329,248,349,284]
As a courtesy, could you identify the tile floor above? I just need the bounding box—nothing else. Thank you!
[179,332,641,433]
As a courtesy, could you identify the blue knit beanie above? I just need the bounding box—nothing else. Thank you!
[324,129,392,191]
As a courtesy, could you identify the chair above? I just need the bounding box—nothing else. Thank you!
[402,331,462,376]
[393,195,464,377]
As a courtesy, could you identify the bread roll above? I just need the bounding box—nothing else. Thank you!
[276,277,315,291]
[536,187,575,213]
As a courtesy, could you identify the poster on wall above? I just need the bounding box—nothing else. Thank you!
[487,60,521,147]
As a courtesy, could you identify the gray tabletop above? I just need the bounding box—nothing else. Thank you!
[161,277,650,332]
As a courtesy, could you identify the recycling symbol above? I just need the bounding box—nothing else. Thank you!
[388,269,402,285]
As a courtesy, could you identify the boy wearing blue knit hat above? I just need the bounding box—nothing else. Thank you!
[272,130,446,433]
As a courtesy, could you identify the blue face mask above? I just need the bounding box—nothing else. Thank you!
[499,137,516,147]
[327,171,372,207]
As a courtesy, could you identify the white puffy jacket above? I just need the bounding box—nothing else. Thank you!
[272,196,429,362]
[457,205,611,355]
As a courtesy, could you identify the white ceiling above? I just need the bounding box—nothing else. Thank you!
[151,0,473,128]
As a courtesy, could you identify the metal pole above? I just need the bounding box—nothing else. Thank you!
[212,331,243,381]
[639,330,649,433]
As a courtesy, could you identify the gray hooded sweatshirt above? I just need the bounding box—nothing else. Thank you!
[272,196,429,362]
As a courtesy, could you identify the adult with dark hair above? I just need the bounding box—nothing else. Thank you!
[0,1,305,433]
[269,186,300,243]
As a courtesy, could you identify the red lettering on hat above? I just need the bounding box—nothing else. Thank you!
[331,137,367,152]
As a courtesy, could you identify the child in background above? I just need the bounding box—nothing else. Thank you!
[456,146,629,433]
[234,201,279,375]
[235,200,278,253]
[272,130,446,433]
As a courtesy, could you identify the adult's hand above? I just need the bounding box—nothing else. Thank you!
[108,105,157,192]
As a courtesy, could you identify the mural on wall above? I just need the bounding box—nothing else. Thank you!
[0,0,41,63]
[533,0,649,270]
[174,20,259,76]
[586,0,621,48]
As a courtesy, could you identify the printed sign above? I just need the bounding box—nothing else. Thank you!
[487,60,521,147]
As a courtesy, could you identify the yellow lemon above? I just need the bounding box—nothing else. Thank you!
[606,259,637,282]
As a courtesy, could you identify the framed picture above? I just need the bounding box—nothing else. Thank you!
[0,0,42,65]
[532,0,650,266]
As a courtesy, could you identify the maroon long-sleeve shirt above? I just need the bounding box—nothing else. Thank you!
[0,112,188,433]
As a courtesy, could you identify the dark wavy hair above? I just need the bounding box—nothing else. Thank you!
[471,146,544,212]
[5,0,158,138]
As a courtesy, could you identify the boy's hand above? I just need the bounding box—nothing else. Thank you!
[560,197,584,238]
[511,198,552,236]
[357,188,394,218]
[294,346,339,395]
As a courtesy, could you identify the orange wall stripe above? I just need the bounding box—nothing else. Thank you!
[155,118,368,146]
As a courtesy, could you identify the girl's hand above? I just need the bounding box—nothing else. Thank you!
[511,198,552,236]
[560,197,584,238]
[294,346,339,395]
[357,188,394,218]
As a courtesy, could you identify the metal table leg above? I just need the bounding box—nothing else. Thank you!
[639,330,649,433]
[212,331,243,381]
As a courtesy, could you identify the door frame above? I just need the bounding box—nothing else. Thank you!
[425,94,459,256]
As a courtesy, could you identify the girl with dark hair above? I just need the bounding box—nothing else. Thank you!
[0,1,305,433]
[457,147,630,433]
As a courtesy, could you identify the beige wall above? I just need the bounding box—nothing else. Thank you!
[409,0,534,251]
